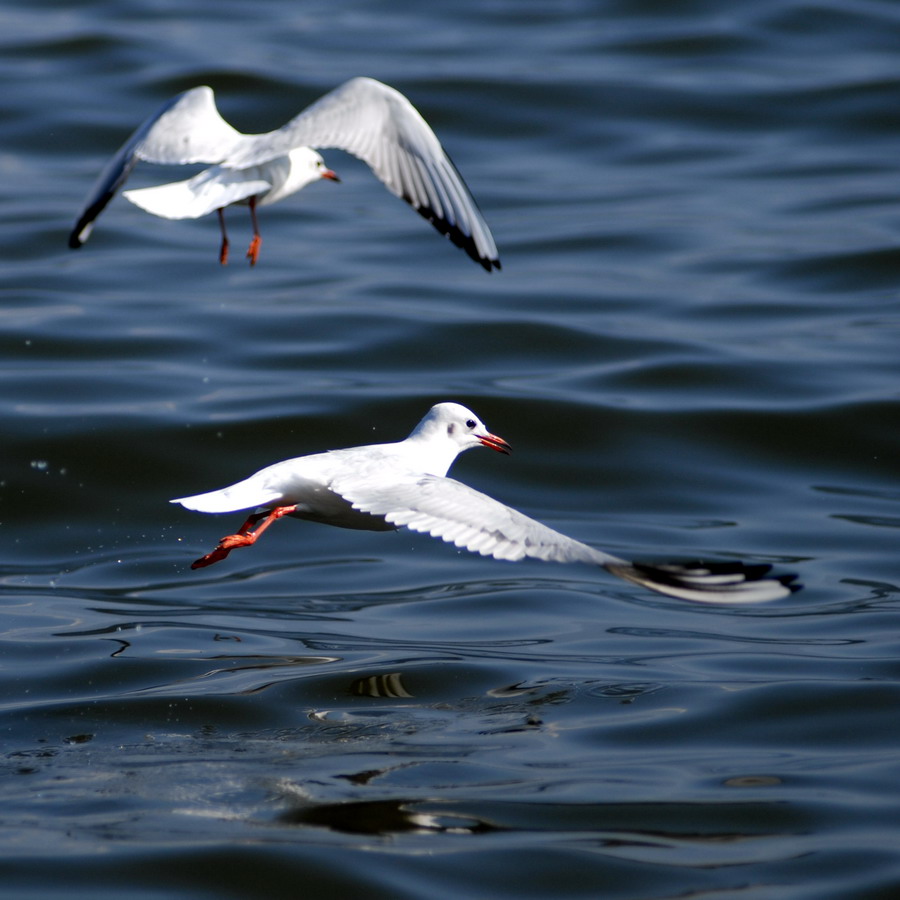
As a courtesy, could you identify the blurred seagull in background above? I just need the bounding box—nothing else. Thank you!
[69,77,500,270]
[171,402,799,604]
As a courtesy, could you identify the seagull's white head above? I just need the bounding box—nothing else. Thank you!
[286,148,340,190]
[411,403,511,456]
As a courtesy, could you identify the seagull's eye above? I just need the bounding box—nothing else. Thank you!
[466,419,476,429]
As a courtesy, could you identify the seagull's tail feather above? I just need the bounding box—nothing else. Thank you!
[605,559,800,604]
[171,480,282,514]
[124,170,270,220]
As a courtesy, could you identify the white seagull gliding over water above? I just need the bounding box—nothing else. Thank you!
[171,403,798,603]
[68,77,500,270]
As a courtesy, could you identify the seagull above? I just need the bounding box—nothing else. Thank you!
[68,77,500,270]
[171,402,799,603]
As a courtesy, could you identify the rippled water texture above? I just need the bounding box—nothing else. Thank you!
[2,0,900,897]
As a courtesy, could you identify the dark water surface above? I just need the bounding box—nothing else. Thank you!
[3,0,900,897]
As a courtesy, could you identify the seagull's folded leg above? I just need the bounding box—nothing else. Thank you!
[190,504,297,569]
[245,197,261,266]
[217,208,230,265]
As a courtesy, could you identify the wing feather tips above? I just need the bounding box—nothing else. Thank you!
[605,559,801,604]
[68,154,142,248]
[68,200,107,248]
[405,197,500,271]
[397,151,500,271]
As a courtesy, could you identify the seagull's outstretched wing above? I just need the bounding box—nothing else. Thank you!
[228,77,500,271]
[338,472,615,565]
[338,473,799,603]
[69,87,243,247]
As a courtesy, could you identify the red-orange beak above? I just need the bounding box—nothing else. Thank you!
[478,432,511,455]
[321,169,340,182]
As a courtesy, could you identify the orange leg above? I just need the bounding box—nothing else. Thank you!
[217,208,229,265]
[246,196,262,266]
[190,504,297,570]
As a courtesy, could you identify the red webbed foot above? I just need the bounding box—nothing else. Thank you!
[191,545,233,569]
[246,235,261,266]
[188,505,297,571]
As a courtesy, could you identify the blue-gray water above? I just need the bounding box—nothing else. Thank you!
[3,0,900,897]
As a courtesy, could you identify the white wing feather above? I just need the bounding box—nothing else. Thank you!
[335,473,617,566]
[134,87,244,165]
[333,472,797,603]
[226,78,499,269]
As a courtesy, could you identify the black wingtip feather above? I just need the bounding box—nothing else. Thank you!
[68,190,117,248]
[406,198,500,272]
[629,560,802,595]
